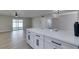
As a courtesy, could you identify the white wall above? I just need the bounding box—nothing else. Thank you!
[53,12,78,32]
[0,15,32,32]
[32,12,78,32]
[32,17,42,28]
[23,18,32,30]
[0,15,12,32]
[32,14,53,29]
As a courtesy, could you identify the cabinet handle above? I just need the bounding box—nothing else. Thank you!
[28,35,30,40]
[51,41,61,46]
[36,39,39,46]
[36,35,40,37]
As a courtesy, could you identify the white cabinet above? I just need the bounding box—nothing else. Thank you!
[26,29,78,49]
[26,30,44,49]
[26,30,34,48]
[33,33,44,49]
[26,30,31,45]
[61,43,78,49]
[44,36,62,49]
[44,36,78,49]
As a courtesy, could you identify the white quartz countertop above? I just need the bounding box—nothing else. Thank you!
[26,28,79,46]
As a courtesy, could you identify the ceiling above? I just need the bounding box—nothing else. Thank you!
[53,10,78,14]
[0,10,78,18]
[0,10,53,18]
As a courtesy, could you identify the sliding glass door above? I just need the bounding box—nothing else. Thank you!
[18,20,23,30]
[13,19,23,31]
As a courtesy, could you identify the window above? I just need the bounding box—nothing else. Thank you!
[13,19,23,31]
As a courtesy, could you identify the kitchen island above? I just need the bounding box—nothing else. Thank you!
[25,28,79,49]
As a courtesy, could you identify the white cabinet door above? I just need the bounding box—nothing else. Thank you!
[26,30,34,48]
[61,42,78,49]
[33,33,44,49]
[44,36,62,49]
[44,36,78,49]
[30,32,35,48]
[26,31,44,49]
[26,30,31,45]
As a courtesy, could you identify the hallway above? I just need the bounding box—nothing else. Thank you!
[0,30,32,49]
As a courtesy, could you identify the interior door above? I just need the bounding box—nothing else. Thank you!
[18,20,23,30]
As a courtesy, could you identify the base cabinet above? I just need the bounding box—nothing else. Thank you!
[44,36,78,49]
[26,30,34,48]
[26,30,44,49]
[61,43,78,49]
[44,36,62,49]
[26,30,31,45]
[26,30,78,49]
[33,33,44,49]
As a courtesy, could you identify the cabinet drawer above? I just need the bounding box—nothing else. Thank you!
[44,36,78,49]
[44,36,62,49]
[61,43,78,49]
[45,40,58,49]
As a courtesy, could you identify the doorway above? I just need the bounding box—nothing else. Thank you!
[13,19,23,31]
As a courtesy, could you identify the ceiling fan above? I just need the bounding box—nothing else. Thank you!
[52,10,62,18]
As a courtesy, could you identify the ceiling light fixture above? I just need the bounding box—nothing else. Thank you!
[53,10,61,18]
[56,10,60,17]
[15,12,18,17]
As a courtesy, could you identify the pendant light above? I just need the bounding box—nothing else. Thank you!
[15,12,18,17]
[56,10,60,17]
